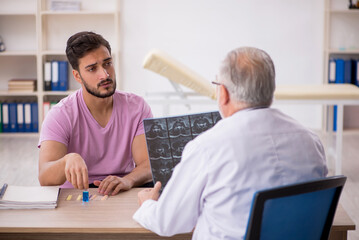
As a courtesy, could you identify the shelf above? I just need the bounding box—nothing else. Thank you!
[41,11,115,16]
[0,91,37,96]
[0,133,39,137]
[0,0,120,133]
[41,51,66,56]
[0,51,37,56]
[327,49,359,54]
[43,91,76,96]
[328,9,359,14]
[0,12,36,16]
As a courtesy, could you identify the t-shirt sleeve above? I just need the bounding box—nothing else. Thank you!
[135,98,153,136]
[38,105,71,148]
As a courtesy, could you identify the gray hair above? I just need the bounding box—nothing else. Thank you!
[219,47,276,108]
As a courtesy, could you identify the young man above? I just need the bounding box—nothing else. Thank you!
[38,31,153,195]
[133,47,328,239]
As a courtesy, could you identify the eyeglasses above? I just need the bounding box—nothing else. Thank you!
[211,81,223,86]
[212,75,226,87]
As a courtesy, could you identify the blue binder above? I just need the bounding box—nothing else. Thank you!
[328,59,336,84]
[24,103,32,132]
[333,105,337,132]
[31,102,38,132]
[344,59,354,84]
[335,59,345,84]
[1,103,10,132]
[17,103,25,132]
[355,60,359,86]
[9,103,18,132]
[51,61,59,91]
[58,61,68,91]
[0,102,2,133]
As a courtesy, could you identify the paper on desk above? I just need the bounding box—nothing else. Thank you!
[0,185,60,209]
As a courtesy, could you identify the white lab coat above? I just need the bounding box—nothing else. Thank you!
[133,108,328,239]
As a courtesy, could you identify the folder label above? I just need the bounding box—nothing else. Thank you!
[52,62,59,83]
[17,104,24,124]
[329,60,336,83]
[2,104,9,124]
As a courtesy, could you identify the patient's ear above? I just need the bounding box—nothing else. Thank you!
[73,69,82,84]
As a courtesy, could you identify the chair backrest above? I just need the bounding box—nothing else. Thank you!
[244,175,347,240]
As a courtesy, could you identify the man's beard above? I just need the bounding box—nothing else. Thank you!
[80,75,116,98]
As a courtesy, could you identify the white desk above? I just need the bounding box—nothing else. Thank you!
[274,84,359,175]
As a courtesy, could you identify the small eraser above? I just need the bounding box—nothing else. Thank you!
[90,194,97,200]
[76,194,82,201]
[83,191,89,202]
[101,195,108,201]
[66,195,72,201]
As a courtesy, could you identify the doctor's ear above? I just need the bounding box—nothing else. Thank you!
[218,85,230,106]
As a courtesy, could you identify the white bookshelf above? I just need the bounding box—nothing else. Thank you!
[323,0,359,130]
[0,0,120,135]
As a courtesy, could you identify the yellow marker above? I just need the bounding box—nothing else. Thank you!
[90,194,97,200]
[76,194,82,201]
[66,195,72,201]
[101,195,108,201]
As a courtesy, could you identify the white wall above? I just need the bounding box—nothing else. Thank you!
[120,0,324,129]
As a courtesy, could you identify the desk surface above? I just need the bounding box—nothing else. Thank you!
[0,188,355,238]
[0,188,152,234]
[274,84,359,100]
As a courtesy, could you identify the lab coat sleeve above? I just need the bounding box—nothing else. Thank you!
[133,140,208,236]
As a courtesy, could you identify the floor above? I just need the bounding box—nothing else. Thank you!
[0,131,358,239]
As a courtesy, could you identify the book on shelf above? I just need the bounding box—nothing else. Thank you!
[1,103,9,132]
[24,103,32,132]
[0,103,2,133]
[8,79,37,92]
[0,102,38,133]
[49,61,69,92]
[59,61,69,91]
[17,103,25,132]
[8,103,17,132]
[328,58,359,132]
[43,101,60,121]
[50,0,81,12]
[31,103,38,132]
[51,61,59,91]
[0,184,60,209]
[143,111,222,193]
[44,62,52,91]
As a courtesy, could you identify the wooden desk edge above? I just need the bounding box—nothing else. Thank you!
[0,227,154,234]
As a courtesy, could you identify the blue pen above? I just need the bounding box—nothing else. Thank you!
[0,183,8,199]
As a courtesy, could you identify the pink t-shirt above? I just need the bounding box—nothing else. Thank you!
[38,89,153,188]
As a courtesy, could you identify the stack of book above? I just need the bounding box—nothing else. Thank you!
[50,0,81,11]
[0,184,60,209]
[8,79,37,92]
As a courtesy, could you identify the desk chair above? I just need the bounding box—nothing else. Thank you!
[244,175,347,240]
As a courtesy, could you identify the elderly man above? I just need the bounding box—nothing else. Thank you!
[133,47,328,239]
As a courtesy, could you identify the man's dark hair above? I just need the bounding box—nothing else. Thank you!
[66,31,111,71]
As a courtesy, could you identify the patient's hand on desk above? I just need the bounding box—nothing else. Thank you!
[93,176,132,196]
[64,153,89,190]
[137,181,161,206]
